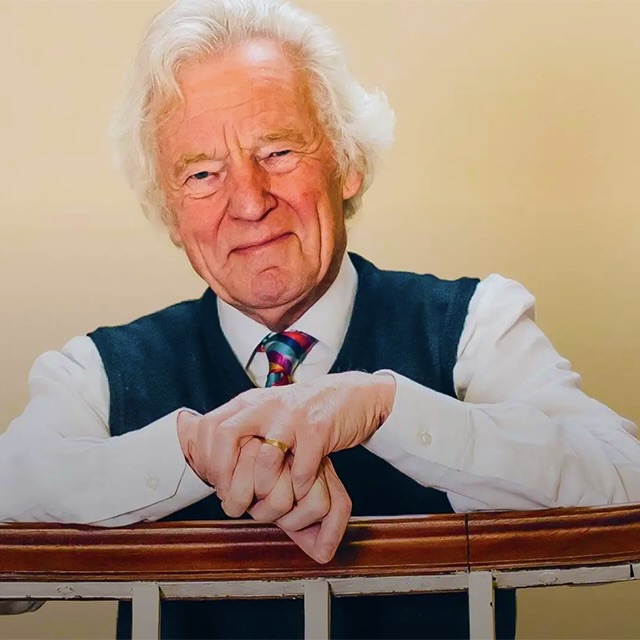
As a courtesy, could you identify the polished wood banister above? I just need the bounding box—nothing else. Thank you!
[468,503,640,570]
[1,504,640,583]
[0,515,468,581]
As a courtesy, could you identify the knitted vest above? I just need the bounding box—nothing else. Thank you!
[90,253,516,639]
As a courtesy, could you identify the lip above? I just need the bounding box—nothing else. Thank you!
[233,232,291,253]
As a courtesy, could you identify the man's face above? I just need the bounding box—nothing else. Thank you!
[157,40,362,326]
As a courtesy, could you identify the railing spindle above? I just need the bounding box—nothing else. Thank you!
[468,571,495,640]
[304,579,331,640]
[131,582,161,640]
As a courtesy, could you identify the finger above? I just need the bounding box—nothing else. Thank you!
[186,401,245,487]
[215,434,261,503]
[206,388,292,496]
[312,459,351,563]
[281,523,322,562]
[210,408,270,497]
[220,437,262,517]
[248,464,295,522]
[254,442,287,499]
[276,460,351,564]
[276,472,330,532]
[290,437,326,501]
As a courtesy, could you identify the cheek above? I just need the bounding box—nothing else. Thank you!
[275,182,343,258]
[175,197,226,241]
[283,190,325,246]
[276,171,334,222]
[297,185,343,237]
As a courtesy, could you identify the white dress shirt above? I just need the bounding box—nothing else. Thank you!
[2,254,640,532]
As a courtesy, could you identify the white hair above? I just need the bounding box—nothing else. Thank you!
[111,0,395,225]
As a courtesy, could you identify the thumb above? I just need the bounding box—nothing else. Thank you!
[280,523,328,564]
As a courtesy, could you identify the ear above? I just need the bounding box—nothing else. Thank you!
[342,166,364,201]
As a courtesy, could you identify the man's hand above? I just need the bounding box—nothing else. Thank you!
[216,436,352,562]
[176,372,395,560]
[249,447,352,563]
[179,372,395,502]
[178,427,352,563]
[273,457,351,564]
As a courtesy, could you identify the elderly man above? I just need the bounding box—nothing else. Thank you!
[2,0,640,638]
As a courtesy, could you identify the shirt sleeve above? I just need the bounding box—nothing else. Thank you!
[365,274,640,511]
[0,336,213,526]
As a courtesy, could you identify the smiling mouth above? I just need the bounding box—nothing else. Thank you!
[234,233,292,253]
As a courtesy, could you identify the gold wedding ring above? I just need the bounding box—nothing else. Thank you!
[262,438,290,454]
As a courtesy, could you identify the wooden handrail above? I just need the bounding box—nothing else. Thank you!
[1,504,640,583]
[468,503,640,570]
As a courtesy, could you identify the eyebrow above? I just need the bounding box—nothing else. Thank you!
[173,153,216,179]
[258,129,308,146]
[173,130,308,178]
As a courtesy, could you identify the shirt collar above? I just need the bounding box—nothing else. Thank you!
[218,252,358,368]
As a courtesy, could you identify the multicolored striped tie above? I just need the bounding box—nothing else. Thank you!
[256,331,318,387]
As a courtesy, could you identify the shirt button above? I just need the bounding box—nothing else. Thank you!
[146,475,159,491]
[419,429,432,447]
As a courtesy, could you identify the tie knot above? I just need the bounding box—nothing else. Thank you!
[257,330,318,387]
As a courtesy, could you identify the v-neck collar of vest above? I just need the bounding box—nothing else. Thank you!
[199,252,377,397]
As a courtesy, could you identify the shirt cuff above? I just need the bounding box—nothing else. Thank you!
[92,408,213,526]
[364,371,471,487]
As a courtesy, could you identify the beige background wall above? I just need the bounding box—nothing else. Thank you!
[1,0,639,637]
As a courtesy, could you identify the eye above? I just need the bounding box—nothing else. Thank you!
[269,150,291,158]
[191,170,216,181]
[185,169,222,197]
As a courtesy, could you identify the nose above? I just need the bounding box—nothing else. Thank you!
[227,159,277,221]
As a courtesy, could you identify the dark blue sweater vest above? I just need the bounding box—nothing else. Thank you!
[89,253,515,639]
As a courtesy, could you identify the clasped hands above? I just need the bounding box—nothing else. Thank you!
[178,371,396,563]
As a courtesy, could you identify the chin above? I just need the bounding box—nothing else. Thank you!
[247,277,304,310]
[217,264,300,309]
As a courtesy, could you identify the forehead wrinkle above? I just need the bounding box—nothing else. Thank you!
[168,62,325,178]
[185,69,298,117]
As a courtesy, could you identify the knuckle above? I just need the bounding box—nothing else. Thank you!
[255,465,280,485]
[339,494,353,518]
[315,503,331,522]
[337,480,350,500]
[229,388,263,412]
[249,504,272,523]
[254,480,274,500]
[244,387,266,402]
[245,438,262,460]
[306,495,330,521]
[225,395,247,413]
[198,470,216,491]
[253,512,274,524]
[257,445,282,465]
[217,419,241,443]
[291,468,314,487]
[269,491,294,515]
